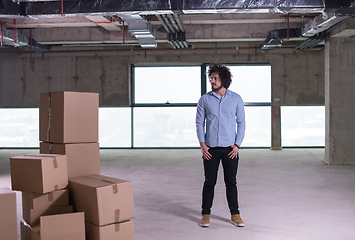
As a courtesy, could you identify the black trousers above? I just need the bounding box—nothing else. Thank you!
[201,146,240,215]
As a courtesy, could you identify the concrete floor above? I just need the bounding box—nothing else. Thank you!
[1,148,355,240]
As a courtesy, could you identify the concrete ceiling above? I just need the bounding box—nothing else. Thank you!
[0,3,355,52]
[0,13,313,47]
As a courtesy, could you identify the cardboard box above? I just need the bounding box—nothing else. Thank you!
[0,188,17,240]
[24,205,73,226]
[39,91,99,144]
[22,189,69,211]
[85,220,134,240]
[21,212,85,240]
[22,190,71,226]
[10,154,68,194]
[40,142,100,178]
[21,221,38,240]
[69,174,134,226]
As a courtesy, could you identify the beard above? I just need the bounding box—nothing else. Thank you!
[212,84,223,92]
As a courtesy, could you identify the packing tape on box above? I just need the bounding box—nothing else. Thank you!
[97,178,119,194]
[115,209,120,222]
[52,157,58,169]
[112,184,118,194]
[46,93,52,142]
[54,185,58,190]
[48,192,54,202]
[115,222,120,232]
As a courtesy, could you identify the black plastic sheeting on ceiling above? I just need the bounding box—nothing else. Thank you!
[0,0,353,16]
[24,0,173,15]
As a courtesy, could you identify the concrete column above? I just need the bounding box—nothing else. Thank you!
[325,36,355,164]
[271,104,282,150]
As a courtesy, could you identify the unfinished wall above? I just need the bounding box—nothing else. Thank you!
[0,45,325,108]
[325,36,355,164]
[0,45,325,149]
[0,55,130,107]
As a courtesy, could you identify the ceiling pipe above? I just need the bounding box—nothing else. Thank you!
[173,13,189,48]
[156,15,171,33]
[30,28,32,57]
[92,16,113,24]
[162,14,180,48]
[0,20,6,46]
[162,13,190,49]
[12,18,16,46]
[122,20,125,44]
[162,14,175,33]
[0,45,296,55]
[286,13,290,39]
[156,14,176,49]
[167,14,180,32]
[173,13,185,32]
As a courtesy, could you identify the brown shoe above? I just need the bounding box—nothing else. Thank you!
[231,214,245,227]
[199,214,210,227]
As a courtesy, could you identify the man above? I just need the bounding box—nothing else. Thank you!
[195,63,246,228]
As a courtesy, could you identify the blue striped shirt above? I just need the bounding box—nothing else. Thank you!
[195,89,246,147]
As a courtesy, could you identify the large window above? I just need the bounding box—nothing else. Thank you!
[0,108,39,148]
[206,64,272,147]
[207,65,271,103]
[134,66,201,104]
[133,65,201,147]
[99,107,131,147]
[0,64,279,148]
[133,107,196,147]
[281,106,325,147]
[132,64,272,148]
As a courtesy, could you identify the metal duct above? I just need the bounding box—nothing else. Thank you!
[295,33,325,50]
[259,28,302,52]
[302,12,351,37]
[0,27,51,51]
[119,14,157,48]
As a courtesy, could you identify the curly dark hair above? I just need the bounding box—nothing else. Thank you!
[208,63,232,89]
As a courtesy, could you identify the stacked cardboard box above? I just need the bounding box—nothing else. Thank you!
[0,187,17,240]
[21,212,85,240]
[69,174,134,240]
[39,91,100,179]
[7,91,134,240]
[10,153,85,240]
[38,91,134,239]
[22,189,73,226]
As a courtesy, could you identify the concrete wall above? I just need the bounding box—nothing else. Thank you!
[325,36,355,164]
[0,45,325,149]
[0,45,325,108]
[0,55,130,107]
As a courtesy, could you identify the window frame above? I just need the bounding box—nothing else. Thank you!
[130,63,272,148]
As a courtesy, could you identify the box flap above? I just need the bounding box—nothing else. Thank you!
[69,175,111,189]
[11,154,63,160]
[87,174,129,185]
[40,212,85,240]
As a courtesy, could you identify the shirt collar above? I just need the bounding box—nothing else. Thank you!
[209,89,230,98]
